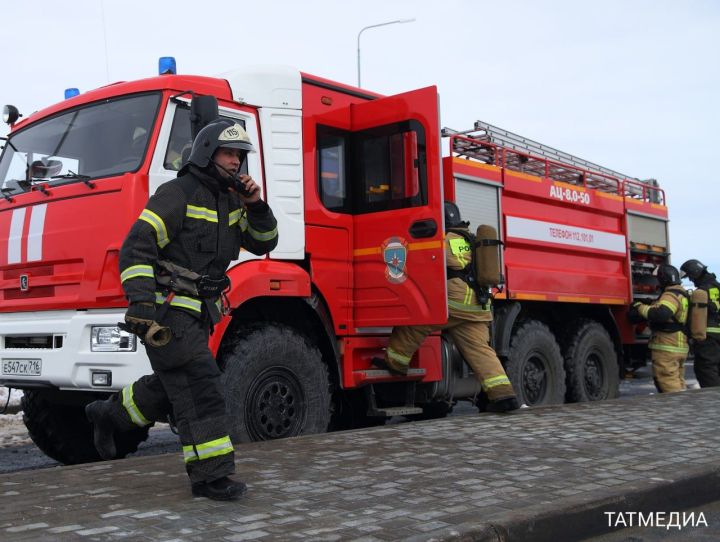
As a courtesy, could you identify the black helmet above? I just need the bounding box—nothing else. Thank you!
[185,119,255,169]
[654,264,681,287]
[444,201,467,229]
[680,259,707,282]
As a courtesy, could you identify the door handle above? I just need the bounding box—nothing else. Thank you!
[408,219,437,239]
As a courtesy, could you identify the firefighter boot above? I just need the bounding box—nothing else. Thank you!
[371,357,409,376]
[191,476,247,501]
[85,400,118,460]
[486,397,520,413]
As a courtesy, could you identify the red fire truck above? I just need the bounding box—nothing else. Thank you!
[0,61,667,464]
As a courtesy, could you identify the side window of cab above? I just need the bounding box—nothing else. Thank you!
[353,120,426,213]
[164,105,248,174]
[317,127,349,212]
[316,120,427,214]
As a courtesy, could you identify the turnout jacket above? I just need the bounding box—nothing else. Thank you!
[637,285,689,354]
[445,229,492,323]
[119,165,278,323]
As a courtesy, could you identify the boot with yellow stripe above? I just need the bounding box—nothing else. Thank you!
[371,356,409,376]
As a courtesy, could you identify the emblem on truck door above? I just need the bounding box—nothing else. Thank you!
[382,237,408,284]
[19,274,29,291]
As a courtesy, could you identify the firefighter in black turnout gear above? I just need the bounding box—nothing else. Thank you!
[681,259,720,387]
[85,119,278,501]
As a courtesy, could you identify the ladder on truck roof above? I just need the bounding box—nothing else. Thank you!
[443,120,660,200]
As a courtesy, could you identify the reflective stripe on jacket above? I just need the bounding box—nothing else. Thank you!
[119,166,278,323]
[701,284,720,334]
[639,285,689,354]
[446,231,491,322]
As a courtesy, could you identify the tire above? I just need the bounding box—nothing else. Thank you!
[21,390,149,465]
[505,320,566,406]
[220,324,333,443]
[563,320,619,402]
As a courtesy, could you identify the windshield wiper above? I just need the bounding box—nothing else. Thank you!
[0,136,18,152]
[51,170,95,188]
[1,178,31,198]
[1,187,15,202]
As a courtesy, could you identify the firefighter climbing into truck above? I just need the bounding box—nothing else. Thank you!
[373,201,520,412]
[0,58,671,464]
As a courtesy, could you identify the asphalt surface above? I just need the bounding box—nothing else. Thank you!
[1,385,719,541]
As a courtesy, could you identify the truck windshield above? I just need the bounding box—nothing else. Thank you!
[0,93,161,195]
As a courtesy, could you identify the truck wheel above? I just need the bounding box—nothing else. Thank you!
[564,320,619,402]
[220,324,332,442]
[506,320,566,406]
[21,390,149,465]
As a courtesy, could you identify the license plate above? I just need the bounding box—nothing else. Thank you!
[2,358,42,376]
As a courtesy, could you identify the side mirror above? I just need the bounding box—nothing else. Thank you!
[190,95,219,139]
[29,159,63,179]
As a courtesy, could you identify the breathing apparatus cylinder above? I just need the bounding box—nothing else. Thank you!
[475,224,502,287]
[690,289,708,341]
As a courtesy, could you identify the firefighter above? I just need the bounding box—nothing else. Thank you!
[372,202,519,412]
[680,259,720,387]
[631,264,689,393]
[85,119,278,501]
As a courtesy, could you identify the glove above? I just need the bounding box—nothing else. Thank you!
[628,302,645,324]
[122,302,156,336]
[123,302,173,347]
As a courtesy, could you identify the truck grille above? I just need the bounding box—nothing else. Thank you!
[4,335,63,349]
[5,286,56,299]
[1,264,56,300]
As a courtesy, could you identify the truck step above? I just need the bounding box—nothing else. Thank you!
[367,405,423,417]
[364,381,422,418]
[357,368,427,381]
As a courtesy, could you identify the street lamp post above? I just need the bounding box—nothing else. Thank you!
[356,18,416,88]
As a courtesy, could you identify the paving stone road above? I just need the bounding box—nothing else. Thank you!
[1,388,720,541]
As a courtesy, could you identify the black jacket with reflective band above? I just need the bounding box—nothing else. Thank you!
[119,166,278,323]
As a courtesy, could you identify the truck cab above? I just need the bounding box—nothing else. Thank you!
[0,63,448,463]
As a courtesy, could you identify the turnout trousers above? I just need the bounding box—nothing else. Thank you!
[387,317,516,402]
[692,334,720,388]
[651,349,687,393]
[109,308,235,483]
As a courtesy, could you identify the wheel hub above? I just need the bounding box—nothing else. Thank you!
[583,353,604,400]
[246,368,305,440]
[522,355,548,405]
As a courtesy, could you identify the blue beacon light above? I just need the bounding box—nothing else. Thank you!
[64,88,80,99]
[159,57,177,75]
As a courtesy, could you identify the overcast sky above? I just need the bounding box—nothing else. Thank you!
[3,0,719,276]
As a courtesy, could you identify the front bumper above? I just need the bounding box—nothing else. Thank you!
[0,309,150,392]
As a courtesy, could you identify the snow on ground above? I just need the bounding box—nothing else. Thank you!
[0,411,31,446]
[0,388,30,446]
[0,386,22,409]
